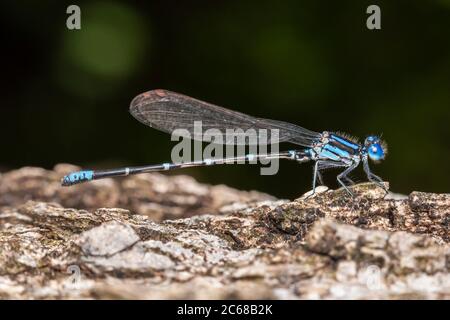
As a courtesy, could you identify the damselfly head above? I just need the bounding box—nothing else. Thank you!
[364,135,387,162]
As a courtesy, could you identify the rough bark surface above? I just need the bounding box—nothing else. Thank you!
[0,165,448,299]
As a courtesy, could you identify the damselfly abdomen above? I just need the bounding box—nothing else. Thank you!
[62,90,388,196]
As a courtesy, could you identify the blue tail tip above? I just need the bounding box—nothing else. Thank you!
[61,170,94,186]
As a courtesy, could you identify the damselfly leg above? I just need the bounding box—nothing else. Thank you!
[311,160,332,194]
[343,176,355,185]
[336,161,359,196]
[312,161,320,194]
[310,160,353,197]
[62,90,389,195]
[362,158,387,192]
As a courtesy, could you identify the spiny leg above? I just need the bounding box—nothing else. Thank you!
[317,169,325,185]
[363,158,387,192]
[311,160,321,195]
[344,176,355,185]
[336,162,359,196]
[310,160,345,197]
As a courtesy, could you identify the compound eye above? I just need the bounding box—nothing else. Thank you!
[368,143,384,161]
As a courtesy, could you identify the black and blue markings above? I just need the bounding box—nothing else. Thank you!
[62,170,94,186]
[61,90,388,196]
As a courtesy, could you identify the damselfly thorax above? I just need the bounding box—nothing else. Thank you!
[62,90,388,196]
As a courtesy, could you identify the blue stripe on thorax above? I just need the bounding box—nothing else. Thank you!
[323,144,350,158]
[330,134,360,150]
[318,149,341,161]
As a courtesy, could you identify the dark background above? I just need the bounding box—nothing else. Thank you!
[1,1,449,199]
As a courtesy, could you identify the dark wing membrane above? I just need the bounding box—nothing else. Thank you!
[256,118,322,147]
[129,90,322,146]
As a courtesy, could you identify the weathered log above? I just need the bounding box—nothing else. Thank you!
[0,165,448,299]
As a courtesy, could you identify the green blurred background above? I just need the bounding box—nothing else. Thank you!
[1,0,449,199]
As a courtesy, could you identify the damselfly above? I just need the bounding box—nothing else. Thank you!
[62,90,388,196]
